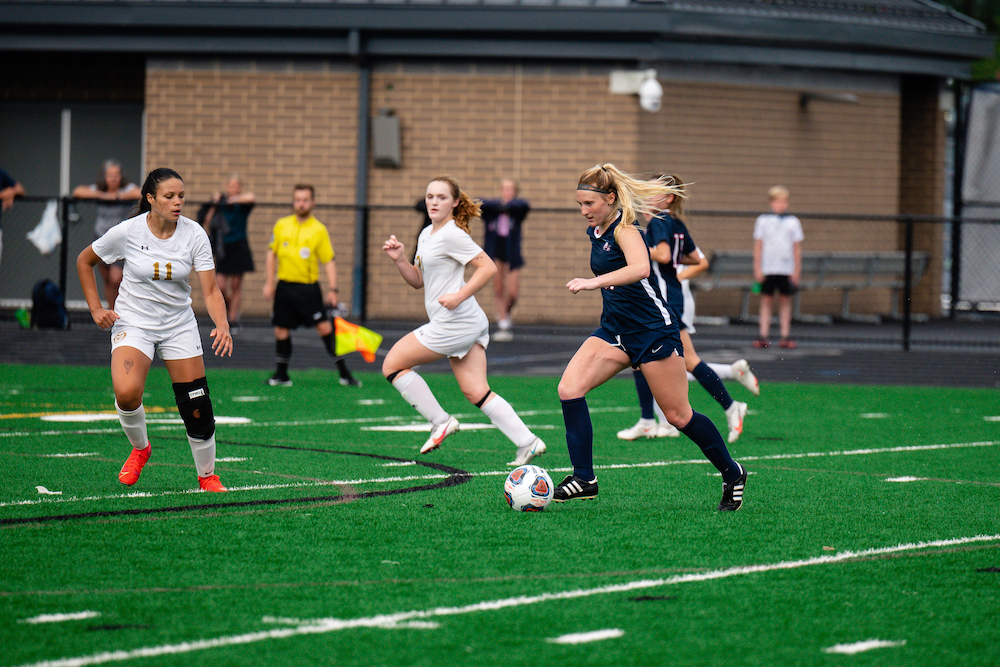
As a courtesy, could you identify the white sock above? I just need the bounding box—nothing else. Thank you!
[189,434,216,478]
[709,362,733,379]
[115,401,149,450]
[480,394,535,447]
[687,363,733,382]
[653,400,667,425]
[392,371,449,425]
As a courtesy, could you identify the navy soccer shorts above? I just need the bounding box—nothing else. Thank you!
[591,326,683,369]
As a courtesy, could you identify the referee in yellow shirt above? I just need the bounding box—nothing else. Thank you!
[262,184,359,387]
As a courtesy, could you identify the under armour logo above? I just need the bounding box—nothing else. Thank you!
[140,245,149,250]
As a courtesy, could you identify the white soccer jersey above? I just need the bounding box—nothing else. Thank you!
[753,213,804,276]
[414,219,489,331]
[92,213,215,332]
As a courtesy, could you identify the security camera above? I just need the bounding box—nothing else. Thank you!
[639,76,663,113]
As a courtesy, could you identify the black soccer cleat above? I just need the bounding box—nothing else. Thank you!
[552,474,599,502]
[717,463,747,512]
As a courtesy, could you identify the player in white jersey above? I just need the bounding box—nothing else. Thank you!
[381,175,545,466]
[76,168,233,493]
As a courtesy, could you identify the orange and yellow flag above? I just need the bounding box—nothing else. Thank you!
[334,317,383,363]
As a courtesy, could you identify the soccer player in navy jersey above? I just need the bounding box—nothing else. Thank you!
[617,175,757,445]
[554,164,747,511]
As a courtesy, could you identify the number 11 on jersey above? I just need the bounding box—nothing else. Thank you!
[152,262,172,281]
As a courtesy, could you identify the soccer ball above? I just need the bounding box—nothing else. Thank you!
[503,465,553,512]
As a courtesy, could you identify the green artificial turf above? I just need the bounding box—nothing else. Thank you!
[1,363,998,667]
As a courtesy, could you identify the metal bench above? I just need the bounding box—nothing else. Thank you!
[692,250,930,322]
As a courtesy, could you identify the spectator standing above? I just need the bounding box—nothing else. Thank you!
[0,167,26,266]
[753,186,804,349]
[75,167,231,492]
[480,178,530,341]
[263,185,359,388]
[73,160,141,310]
[201,174,256,333]
[381,175,545,465]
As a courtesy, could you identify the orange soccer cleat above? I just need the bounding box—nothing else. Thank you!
[198,474,227,493]
[118,444,152,486]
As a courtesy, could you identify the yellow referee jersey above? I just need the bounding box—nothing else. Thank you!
[269,215,335,284]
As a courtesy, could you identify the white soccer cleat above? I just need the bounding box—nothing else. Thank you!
[420,416,459,454]
[725,401,748,444]
[617,418,658,441]
[508,437,546,466]
[657,422,681,437]
[731,359,760,396]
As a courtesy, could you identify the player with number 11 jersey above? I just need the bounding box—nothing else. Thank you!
[92,213,215,333]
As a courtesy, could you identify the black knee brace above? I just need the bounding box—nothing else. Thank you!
[173,377,215,440]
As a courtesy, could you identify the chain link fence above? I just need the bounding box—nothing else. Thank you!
[1,197,997,351]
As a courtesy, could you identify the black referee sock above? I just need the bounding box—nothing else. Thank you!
[321,333,357,382]
[275,338,291,379]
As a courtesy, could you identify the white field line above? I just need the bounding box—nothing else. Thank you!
[0,405,631,438]
[823,639,906,654]
[14,535,999,667]
[3,440,997,510]
[547,628,624,644]
[19,611,100,624]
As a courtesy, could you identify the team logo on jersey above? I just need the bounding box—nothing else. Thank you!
[299,247,311,259]
[113,331,127,343]
[603,241,611,252]
[415,255,423,272]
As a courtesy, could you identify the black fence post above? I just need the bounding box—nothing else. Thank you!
[949,80,968,320]
[352,204,368,322]
[59,196,71,296]
[902,216,914,352]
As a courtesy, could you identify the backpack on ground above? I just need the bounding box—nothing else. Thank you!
[31,279,71,330]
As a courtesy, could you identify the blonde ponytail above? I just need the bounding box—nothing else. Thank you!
[577,163,687,228]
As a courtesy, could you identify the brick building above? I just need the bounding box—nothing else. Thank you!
[0,1,992,322]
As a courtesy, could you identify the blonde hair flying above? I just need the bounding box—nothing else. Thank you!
[577,164,687,229]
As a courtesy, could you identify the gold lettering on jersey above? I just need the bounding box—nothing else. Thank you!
[152,262,173,281]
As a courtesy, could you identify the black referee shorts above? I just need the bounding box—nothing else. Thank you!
[272,281,329,330]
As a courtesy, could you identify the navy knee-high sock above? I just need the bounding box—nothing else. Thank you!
[680,410,741,483]
[633,370,656,420]
[561,397,595,481]
[692,361,733,410]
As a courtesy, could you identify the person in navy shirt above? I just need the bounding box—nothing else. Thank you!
[480,178,530,341]
[0,167,26,267]
[618,175,755,445]
[554,164,747,511]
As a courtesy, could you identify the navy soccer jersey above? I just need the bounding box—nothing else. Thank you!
[588,216,673,335]
[645,212,696,319]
